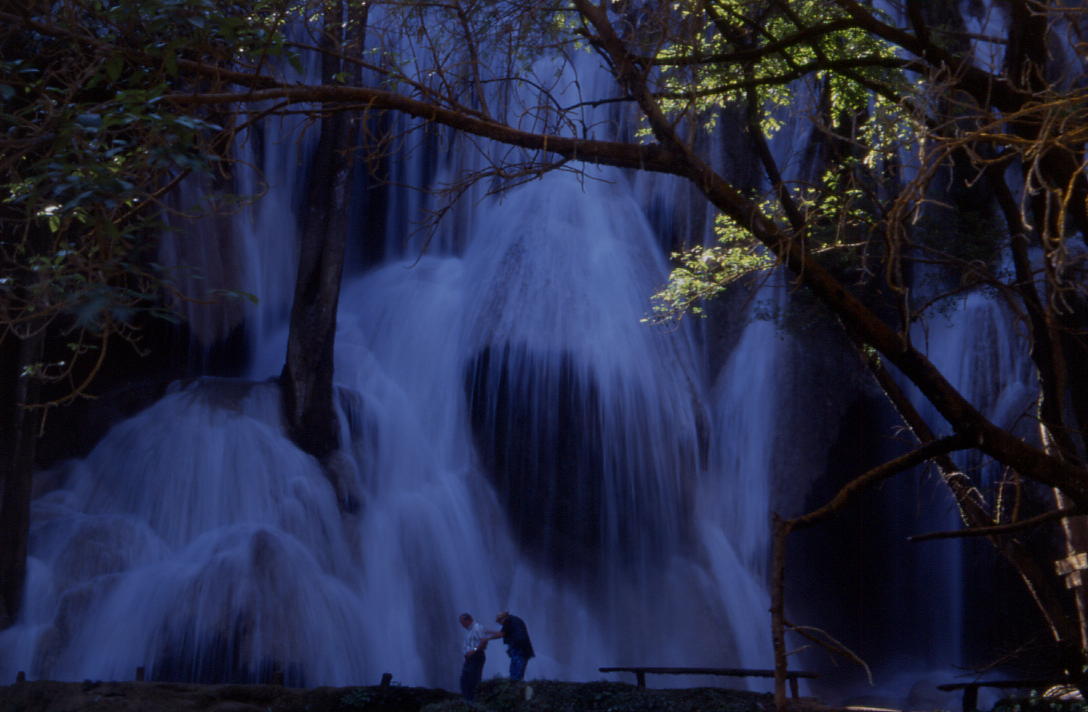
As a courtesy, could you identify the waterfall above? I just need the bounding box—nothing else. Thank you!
[833,282,1038,705]
[698,277,789,670]
[904,290,1035,662]
[7,381,367,684]
[159,47,320,367]
[2,9,1037,700]
[0,140,788,690]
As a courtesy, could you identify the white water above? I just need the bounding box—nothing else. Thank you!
[819,287,1038,708]
[878,287,1036,678]
[0,157,785,690]
[0,9,1038,700]
[159,45,319,361]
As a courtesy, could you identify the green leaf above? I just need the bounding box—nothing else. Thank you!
[173,115,210,130]
[163,51,178,77]
[104,53,124,82]
[287,51,303,75]
[211,288,260,305]
[75,113,102,128]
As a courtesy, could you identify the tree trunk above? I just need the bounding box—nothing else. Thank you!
[770,516,791,712]
[0,330,43,629]
[280,0,365,507]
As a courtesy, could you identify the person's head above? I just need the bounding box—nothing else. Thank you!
[495,611,509,624]
[459,613,473,629]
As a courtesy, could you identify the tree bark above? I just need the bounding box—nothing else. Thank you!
[280,1,365,507]
[770,516,790,712]
[0,330,43,629]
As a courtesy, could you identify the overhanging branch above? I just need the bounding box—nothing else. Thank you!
[911,506,1081,542]
[791,434,972,531]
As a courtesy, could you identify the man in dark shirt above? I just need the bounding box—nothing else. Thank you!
[486,611,535,681]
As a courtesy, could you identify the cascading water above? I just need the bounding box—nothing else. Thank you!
[0,7,1040,702]
[9,380,369,684]
[699,277,789,670]
[0,131,783,691]
[830,276,1041,705]
[902,288,1036,663]
[160,48,320,366]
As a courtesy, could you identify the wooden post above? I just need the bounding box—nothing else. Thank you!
[635,671,645,688]
[16,671,26,683]
[380,672,392,688]
[1055,551,1088,589]
[789,676,799,699]
[135,666,145,682]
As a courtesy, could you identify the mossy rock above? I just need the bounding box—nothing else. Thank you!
[420,700,479,712]
[0,678,775,712]
[475,678,773,712]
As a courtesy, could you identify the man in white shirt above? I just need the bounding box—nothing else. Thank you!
[458,612,488,701]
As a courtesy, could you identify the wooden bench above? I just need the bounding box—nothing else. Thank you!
[598,667,817,698]
[937,678,1075,712]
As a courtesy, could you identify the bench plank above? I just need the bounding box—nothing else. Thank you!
[936,679,1064,691]
[598,667,817,696]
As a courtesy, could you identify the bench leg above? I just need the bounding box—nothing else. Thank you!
[636,671,645,689]
[790,678,799,699]
[963,686,978,712]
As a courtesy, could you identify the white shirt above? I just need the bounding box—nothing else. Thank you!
[463,621,485,655]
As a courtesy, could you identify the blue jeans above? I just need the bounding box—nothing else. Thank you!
[508,652,529,681]
[460,652,485,701]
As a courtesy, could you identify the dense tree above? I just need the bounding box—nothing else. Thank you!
[0,0,285,628]
[2,0,1088,705]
